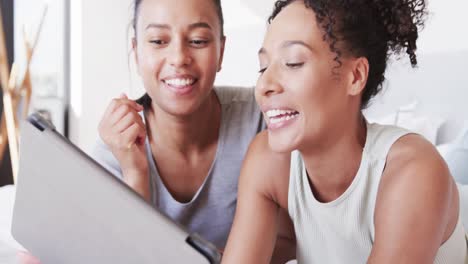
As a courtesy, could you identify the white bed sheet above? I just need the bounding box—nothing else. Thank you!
[0,185,23,264]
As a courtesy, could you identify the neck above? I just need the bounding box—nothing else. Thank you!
[146,91,221,155]
[300,114,367,202]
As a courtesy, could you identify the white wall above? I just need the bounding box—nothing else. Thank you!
[364,0,468,121]
[69,0,141,151]
[14,0,67,133]
[71,0,468,151]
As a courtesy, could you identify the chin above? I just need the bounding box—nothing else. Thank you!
[267,132,300,154]
[159,94,204,113]
[168,105,200,117]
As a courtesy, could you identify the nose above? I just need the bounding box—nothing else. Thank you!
[168,40,192,67]
[256,65,283,98]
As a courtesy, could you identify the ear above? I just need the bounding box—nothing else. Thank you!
[347,57,369,96]
[217,36,226,72]
[132,37,141,76]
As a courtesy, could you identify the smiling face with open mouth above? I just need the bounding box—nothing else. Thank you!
[133,0,225,117]
[162,75,199,96]
[255,1,360,153]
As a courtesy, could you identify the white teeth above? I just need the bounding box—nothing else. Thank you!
[165,78,195,87]
[265,109,298,118]
[264,109,300,125]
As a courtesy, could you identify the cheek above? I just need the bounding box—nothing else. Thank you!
[291,72,336,123]
[138,50,162,76]
[195,47,220,71]
[289,71,324,103]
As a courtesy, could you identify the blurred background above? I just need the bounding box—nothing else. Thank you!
[1,0,468,184]
[1,0,468,263]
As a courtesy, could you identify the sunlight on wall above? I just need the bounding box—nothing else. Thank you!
[70,0,82,118]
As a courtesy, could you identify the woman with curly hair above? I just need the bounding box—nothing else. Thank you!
[222,0,467,263]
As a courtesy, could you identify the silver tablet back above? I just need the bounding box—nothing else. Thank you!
[12,113,221,264]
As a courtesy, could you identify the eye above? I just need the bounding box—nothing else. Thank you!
[258,67,267,74]
[149,40,167,46]
[190,39,209,47]
[286,62,304,68]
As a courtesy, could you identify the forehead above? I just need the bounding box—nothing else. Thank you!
[138,0,219,30]
[263,2,324,51]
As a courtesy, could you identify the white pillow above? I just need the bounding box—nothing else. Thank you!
[396,115,443,145]
[368,102,444,145]
[440,146,468,184]
[437,125,468,184]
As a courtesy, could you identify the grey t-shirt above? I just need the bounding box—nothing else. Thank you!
[91,86,264,249]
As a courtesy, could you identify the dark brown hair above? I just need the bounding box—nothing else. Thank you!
[132,0,224,37]
[269,0,427,108]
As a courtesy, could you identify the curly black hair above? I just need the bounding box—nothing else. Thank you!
[269,0,427,109]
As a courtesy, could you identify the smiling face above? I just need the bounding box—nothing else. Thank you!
[256,1,365,153]
[133,0,225,116]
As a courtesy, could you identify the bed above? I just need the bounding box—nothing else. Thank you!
[0,185,23,264]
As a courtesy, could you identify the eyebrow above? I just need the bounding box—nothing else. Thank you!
[282,40,313,51]
[145,23,170,30]
[188,22,212,31]
[145,22,212,31]
[258,40,314,55]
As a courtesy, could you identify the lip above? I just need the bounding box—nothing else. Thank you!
[261,105,300,131]
[266,113,300,131]
[162,74,199,96]
[260,105,298,113]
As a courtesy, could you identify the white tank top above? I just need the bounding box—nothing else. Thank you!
[288,122,468,263]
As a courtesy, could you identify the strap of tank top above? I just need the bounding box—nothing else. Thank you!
[364,122,414,162]
[288,150,303,220]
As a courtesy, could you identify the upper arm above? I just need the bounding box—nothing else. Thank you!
[271,208,297,264]
[222,131,291,264]
[369,134,457,264]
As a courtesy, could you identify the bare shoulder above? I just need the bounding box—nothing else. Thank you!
[373,133,458,258]
[382,133,453,194]
[241,131,291,209]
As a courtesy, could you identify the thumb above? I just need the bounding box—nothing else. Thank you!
[119,93,128,99]
[135,127,147,147]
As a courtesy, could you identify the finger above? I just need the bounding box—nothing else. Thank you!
[109,101,145,126]
[17,251,41,264]
[113,111,145,134]
[112,99,144,114]
[120,123,146,149]
[135,123,147,146]
[118,93,143,112]
[109,104,134,127]
[133,123,147,147]
[104,97,143,119]
[102,98,121,119]
[131,111,146,132]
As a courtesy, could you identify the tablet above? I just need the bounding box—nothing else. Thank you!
[11,113,221,263]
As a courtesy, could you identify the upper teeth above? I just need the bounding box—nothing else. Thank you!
[165,78,195,87]
[265,109,298,118]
